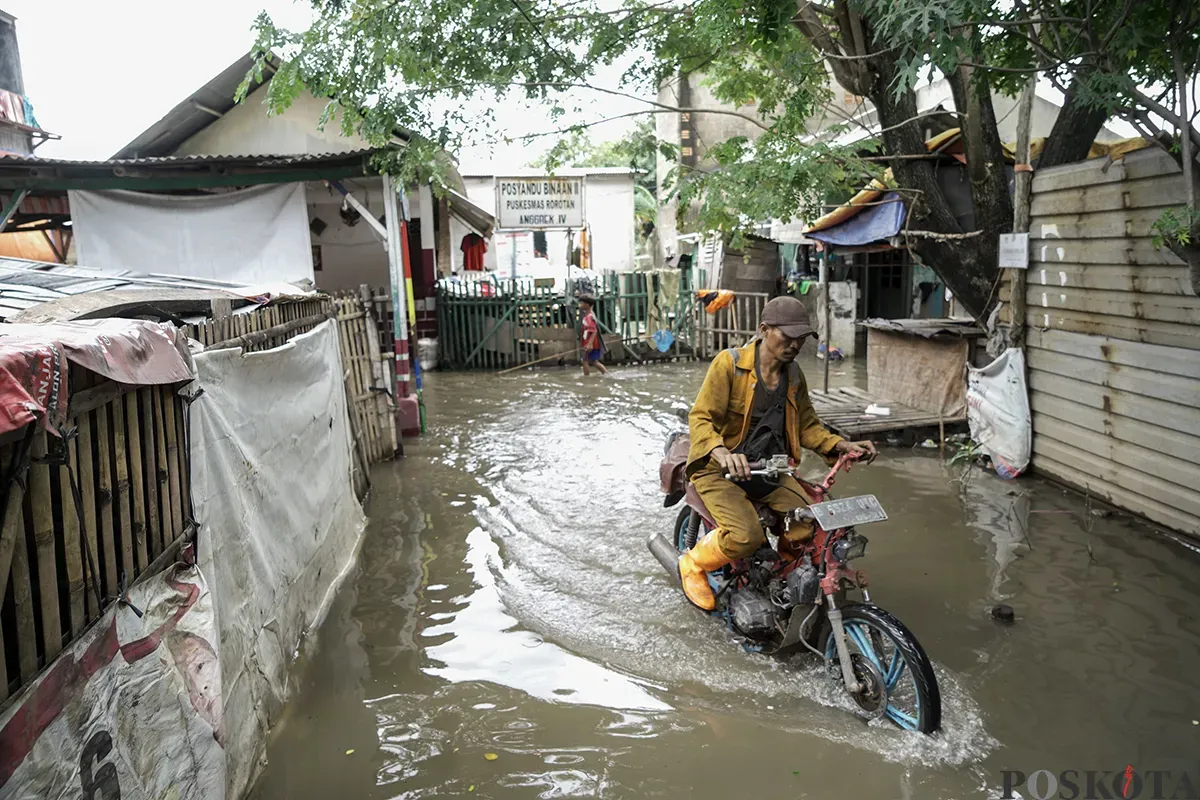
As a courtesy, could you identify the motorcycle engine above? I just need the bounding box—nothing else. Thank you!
[728,589,780,640]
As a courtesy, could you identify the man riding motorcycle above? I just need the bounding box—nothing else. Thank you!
[679,296,877,610]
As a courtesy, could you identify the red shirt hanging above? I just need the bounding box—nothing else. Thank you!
[460,233,488,271]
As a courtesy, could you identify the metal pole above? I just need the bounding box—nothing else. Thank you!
[383,175,411,398]
[820,249,831,393]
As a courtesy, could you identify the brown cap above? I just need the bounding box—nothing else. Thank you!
[761,295,816,339]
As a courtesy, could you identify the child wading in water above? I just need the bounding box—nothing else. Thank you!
[578,296,609,376]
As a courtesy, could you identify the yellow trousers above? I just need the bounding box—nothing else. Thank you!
[690,466,813,559]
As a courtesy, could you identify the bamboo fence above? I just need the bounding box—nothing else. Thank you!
[0,370,191,705]
[0,294,395,707]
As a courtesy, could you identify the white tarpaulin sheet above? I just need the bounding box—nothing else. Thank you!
[967,347,1032,479]
[190,319,365,798]
[0,564,225,799]
[69,184,314,285]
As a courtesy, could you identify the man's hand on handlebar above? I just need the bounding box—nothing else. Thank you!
[834,439,878,464]
[711,446,753,481]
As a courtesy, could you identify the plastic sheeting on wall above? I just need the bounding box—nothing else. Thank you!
[0,319,195,436]
[0,564,226,799]
[967,348,1032,479]
[189,319,365,798]
[69,184,315,285]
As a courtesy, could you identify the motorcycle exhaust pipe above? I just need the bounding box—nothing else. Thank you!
[647,532,680,576]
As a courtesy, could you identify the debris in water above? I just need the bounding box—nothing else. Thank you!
[484,753,499,761]
[991,605,1015,623]
[345,749,355,755]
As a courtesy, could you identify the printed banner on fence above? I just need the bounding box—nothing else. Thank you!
[0,564,225,800]
[0,320,196,436]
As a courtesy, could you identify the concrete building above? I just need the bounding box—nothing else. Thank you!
[461,168,636,282]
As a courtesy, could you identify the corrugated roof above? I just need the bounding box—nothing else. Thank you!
[0,149,378,168]
[111,53,414,163]
[0,149,380,191]
[0,256,261,320]
[112,54,280,160]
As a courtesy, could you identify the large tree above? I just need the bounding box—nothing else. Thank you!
[245,0,1200,314]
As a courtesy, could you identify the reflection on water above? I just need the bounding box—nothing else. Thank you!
[250,357,1200,800]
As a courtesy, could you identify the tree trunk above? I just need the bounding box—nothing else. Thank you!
[790,6,1001,316]
[869,61,999,316]
[1039,77,1110,169]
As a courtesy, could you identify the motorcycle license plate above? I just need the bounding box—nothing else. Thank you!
[809,495,888,529]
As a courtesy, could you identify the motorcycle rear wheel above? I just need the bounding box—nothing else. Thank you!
[820,603,941,734]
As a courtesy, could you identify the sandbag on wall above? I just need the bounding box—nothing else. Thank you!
[967,348,1032,479]
[189,319,366,798]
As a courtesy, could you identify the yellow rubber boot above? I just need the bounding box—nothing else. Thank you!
[678,530,733,611]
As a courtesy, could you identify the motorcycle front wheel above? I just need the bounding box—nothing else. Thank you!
[820,603,941,734]
[673,507,699,552]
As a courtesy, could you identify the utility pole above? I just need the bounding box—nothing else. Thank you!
[820,249,831,393]
[1008,77,1036,348]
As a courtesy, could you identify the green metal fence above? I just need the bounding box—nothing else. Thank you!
[435,269,697,370]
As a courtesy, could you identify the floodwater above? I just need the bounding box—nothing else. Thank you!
[250,357,1200,800]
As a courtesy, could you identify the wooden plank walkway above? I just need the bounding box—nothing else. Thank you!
[810,386,967,441]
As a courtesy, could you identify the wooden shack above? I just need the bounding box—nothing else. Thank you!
[811,318,984,444]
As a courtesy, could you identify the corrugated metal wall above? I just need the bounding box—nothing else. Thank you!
[1002,147,1200,537]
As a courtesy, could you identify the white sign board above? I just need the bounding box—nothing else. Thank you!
[496,177,585,230]
[998,232,1030,269]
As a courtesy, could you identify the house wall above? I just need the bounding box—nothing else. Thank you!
[0,13,24,96]
[174,83,372,157]
[305,179,391,293]
[1001,147,1200,537]
[464,178,500,272]
[461,173,635,277]
[585,174,636,273]
[655,73,766,266]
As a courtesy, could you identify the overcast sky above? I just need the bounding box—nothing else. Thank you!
[5,0,645,170]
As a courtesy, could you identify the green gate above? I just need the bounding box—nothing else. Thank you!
[435,270,696,370]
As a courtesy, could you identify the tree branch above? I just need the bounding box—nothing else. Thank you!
[1100,0,1135,49]
[902,229,983,240]
[516,108,768,141]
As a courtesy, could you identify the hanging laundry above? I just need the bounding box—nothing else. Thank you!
[460,233,488,271]
[579,228,590,271]
[696,289,735,314]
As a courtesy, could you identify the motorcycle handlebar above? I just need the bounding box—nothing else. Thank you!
[723,452,865,483]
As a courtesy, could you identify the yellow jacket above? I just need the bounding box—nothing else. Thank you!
[687,340,843,477]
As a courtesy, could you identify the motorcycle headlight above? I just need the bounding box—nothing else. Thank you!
[832,531,868,562]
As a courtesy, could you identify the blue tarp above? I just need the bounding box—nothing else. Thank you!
[808,192,906,247]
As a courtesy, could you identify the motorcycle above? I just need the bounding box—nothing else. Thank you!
[649,432,942,734]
